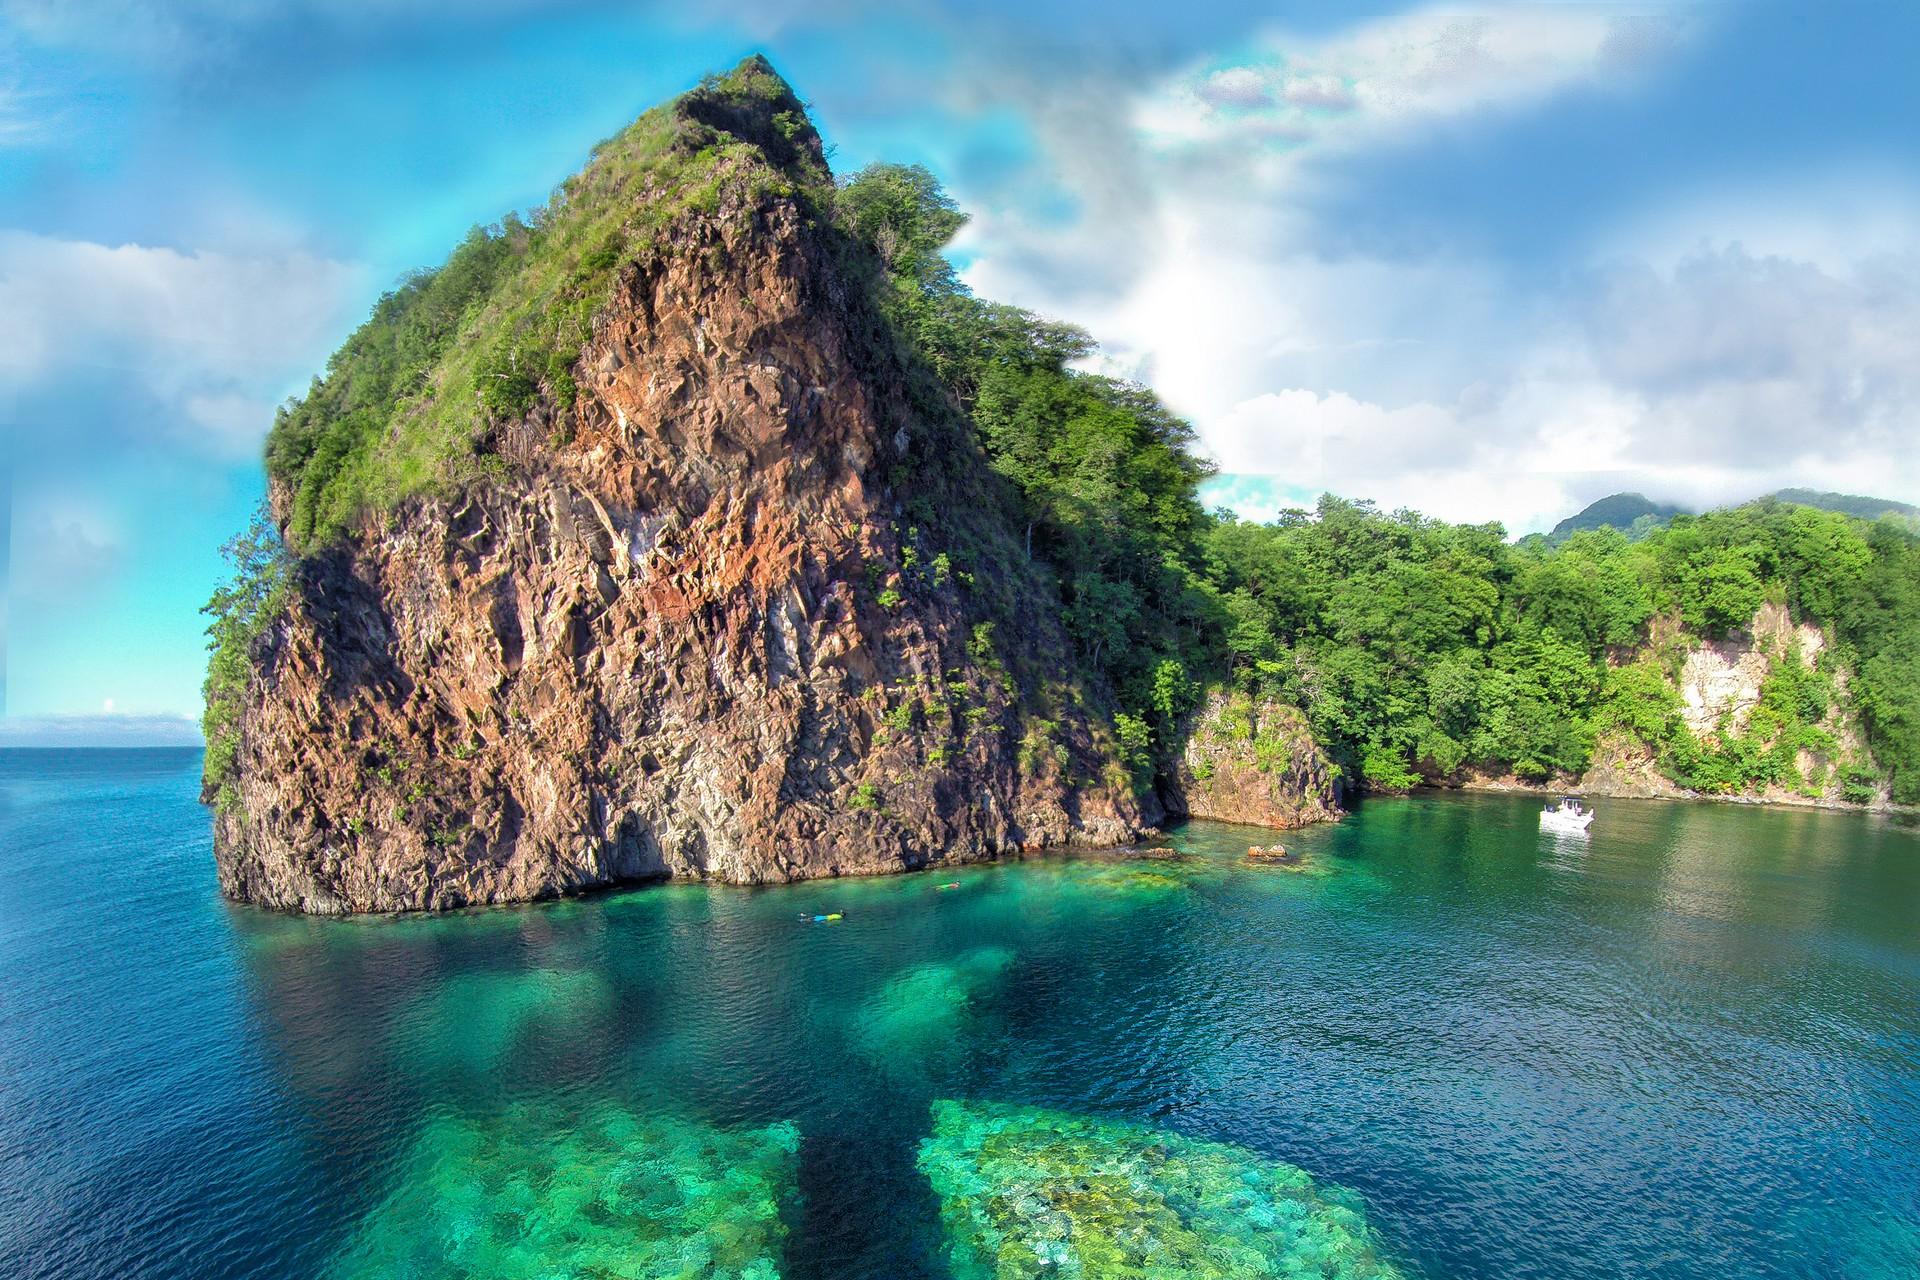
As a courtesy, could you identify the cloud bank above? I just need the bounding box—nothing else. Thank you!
[0,712,201,747]
[954,5,1920,533]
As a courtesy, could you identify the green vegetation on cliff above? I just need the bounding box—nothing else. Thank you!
[837,163,1920,803]
[832,161,1216,764]
[264,56,827,550]
[1200,496,1917,800]
[200,507,287,811]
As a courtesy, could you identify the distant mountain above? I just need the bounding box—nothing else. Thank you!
[1549,492,1690,540]
[1769,488,1920,523]
[1549,488,1919,541]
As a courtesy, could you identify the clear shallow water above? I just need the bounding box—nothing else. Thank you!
[2,748,1917,1278]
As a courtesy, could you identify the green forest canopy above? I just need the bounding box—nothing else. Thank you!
[834,160,1920,804]
[214,63,1920,807]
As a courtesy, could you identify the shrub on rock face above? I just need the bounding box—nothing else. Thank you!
[1164,690,1343,828]
[199,507,287,813]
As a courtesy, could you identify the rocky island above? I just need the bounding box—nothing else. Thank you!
[202,60,1199,913]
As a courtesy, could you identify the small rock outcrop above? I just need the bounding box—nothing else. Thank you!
[1161,690,1342,830]
[212,62,1151,913]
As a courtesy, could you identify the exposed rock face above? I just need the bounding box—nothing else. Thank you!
[215,88,1150,913]
[1160,690,1342,830]
[1456,602,1873,807]
[1576,736,1691,800]
[1675,601,1814,737]
[1668,601,1869,805]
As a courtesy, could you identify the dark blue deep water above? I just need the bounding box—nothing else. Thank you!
[2,748,1917,1278]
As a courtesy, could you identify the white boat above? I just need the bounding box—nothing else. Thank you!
[1540,797,1594,834]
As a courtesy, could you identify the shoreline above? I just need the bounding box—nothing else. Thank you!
[214,784,1911,920]
[1424,776,1915,817]
[215,825,1182,920]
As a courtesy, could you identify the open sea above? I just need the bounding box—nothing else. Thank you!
[1,747,1916,1278]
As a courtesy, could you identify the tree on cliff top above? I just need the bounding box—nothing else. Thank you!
[201,506,287,810]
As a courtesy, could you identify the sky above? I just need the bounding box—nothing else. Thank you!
[1,0,1917,742]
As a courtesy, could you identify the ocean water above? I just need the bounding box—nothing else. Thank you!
[2,747,1917,1278]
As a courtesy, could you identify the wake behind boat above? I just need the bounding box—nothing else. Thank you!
[1541,797,1594,834]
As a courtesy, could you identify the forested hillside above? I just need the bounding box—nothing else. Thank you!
[836,164,1920,806]
[1548,492,1687,540]
[1205,501,1916,803]
[1548,488,1919,543]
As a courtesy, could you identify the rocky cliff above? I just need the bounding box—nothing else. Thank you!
[211,60,1152,913]
[1461,601,1879,807]
[1160,690,1343,830]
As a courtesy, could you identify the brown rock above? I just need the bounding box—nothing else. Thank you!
[214,117,1151,914]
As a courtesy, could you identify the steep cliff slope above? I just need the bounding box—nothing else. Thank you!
[210,60,1150,913]
[1579,603,1877,805]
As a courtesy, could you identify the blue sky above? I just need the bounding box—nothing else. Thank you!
[2,0,1918,741]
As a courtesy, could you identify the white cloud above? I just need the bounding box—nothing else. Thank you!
[1136,7,1687,154]
[183,390,281,454]
[0,232,361,457]
[0,85,44,145]
[9,502,122,607]
[1203,383,1638,533]
[1281,76,1355,111]
[1198,67,1271,109]
[1200,239,1920,532]
[1209,389,1459,480]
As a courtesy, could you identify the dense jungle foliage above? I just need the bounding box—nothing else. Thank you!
[836,161,1920,805]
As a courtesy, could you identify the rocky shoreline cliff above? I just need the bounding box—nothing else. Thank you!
[1428,600,1888,810]
[209,61,1172,913]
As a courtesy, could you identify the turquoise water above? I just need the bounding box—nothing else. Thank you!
[2,748,1918,1278]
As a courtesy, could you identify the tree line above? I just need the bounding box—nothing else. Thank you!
[836,162,1920,804]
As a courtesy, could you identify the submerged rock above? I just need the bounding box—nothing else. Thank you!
[1163,690,1343,832]
[1247,842,1312,870]
[850,945,1015,1075]
[919,1099,1411,1280]
[397,967,614,1077]
[328,1102,798,1279]
[1035,858,1204,902]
